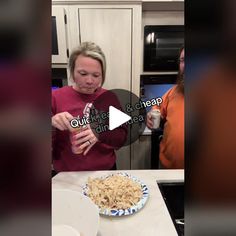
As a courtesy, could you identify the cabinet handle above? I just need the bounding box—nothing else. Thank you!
[64,14,67,24]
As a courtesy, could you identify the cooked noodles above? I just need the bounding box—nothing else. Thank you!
[86,175,142,210]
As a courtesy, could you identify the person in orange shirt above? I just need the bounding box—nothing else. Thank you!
[146,46,184,169]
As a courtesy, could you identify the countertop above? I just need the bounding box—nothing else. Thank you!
[142,126,152,135]
[52,169,184,236]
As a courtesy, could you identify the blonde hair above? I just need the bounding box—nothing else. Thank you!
[69,42,106,85]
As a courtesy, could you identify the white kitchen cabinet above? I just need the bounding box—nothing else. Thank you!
[66,4,141,92]
[131,135,151,169]
[78,8,132,90]
[53,3,141,92]
[52,6,68,64]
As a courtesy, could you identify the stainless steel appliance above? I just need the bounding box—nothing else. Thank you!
[143,25,184,72]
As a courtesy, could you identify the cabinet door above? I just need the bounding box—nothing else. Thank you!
[79,8,132,91]
[78,8,133,169]
[52,6,68,64]
[131,136,151,169]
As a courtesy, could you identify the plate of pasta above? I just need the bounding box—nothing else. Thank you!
[82,172,149,216]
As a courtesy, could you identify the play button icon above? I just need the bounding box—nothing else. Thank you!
[109,106,131,130]
[90,89,147,147]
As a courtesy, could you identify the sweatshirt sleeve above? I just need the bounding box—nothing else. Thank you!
[98,124,128,149]
[51,91,57,158]
[51,91,57,116]
[94,91,128,149]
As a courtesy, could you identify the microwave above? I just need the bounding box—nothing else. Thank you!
[143,25,184,72]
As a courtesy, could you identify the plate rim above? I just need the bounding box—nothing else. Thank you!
[82,172,149,216]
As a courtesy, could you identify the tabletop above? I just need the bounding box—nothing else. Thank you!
[52,169,184,236]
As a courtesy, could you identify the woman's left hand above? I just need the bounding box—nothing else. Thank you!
[73,126,98,155]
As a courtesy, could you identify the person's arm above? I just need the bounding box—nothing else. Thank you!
[73,91,128,153]
[146,112,154,129]
[51,92,74,160]
[51,93,74,131]
[146,88,170,129]
[94,91,128,149]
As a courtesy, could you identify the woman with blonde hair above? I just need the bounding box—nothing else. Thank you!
[52,42,127,173]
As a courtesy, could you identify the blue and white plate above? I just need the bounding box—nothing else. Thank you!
[82,172,149,216]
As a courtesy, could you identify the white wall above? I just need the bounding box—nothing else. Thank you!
[142,11,184,26]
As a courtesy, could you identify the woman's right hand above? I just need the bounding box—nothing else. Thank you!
[146,112,153,129]
[52,112,74,131]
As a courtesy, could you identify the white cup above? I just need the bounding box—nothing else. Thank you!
[150,109,161,129]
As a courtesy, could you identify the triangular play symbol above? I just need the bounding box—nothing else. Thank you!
[109,106,131,130]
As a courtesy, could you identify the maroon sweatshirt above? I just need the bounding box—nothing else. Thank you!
[52,86,127,171]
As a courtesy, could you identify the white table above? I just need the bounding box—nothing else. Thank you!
[52,170,184,236]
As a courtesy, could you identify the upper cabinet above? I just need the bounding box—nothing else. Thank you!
[56,3,141,94]
[52,6,68,64]
[78,8,132,91]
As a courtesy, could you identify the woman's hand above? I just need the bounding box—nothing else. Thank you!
[52,112,74,131]
[146,112,154,129]
[73,125,98,155]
